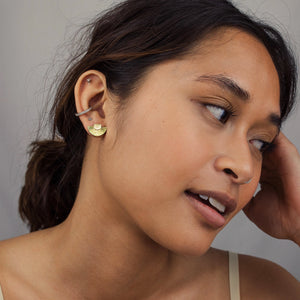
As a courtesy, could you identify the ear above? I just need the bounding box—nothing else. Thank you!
[74,70,109,134]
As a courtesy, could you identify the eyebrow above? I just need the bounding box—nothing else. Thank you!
[194,74,281,132]
[194,74,250,101]
[270,113,282,133]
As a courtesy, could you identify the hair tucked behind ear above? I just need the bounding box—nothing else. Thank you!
[19,0,297,231]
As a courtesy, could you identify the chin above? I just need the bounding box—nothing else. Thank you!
[168,240,214,257]
[175,244,213,257]
[150,225,219,257]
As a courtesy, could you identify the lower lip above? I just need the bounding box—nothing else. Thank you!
[185,193,226,228]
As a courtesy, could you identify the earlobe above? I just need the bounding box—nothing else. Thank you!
[74,70,109,135]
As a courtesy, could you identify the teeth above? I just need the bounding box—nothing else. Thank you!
[209,197,226,213]
[195,193,226,214]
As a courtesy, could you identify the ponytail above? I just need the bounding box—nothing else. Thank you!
[19,138,85,232]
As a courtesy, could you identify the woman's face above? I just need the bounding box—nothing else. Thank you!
[97,28,280,255]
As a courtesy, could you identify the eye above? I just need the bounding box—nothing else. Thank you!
[251,139,272,153]
[205,104,231,123]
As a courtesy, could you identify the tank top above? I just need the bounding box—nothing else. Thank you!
[0,252,240,300]
[229,251,241,300]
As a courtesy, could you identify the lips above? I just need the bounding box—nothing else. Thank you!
[186,190,237,215]
[185,189,237,228]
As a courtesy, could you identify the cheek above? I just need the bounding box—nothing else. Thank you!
[103,119,203,194]
[109,101,208,186]
[97,103,213,225]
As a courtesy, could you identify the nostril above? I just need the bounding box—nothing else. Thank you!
[224,168,238,179]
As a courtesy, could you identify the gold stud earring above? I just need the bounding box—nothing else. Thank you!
[88,124,107,137]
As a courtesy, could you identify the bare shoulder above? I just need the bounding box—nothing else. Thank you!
[0,230,50,274]
[0,234,31,260]
[0,237,20,270]
[239,253,300,299]
[0,232,53,299]
[0,236,24,296]
[0,234,32,279]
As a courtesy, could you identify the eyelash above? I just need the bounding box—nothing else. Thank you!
[204,103,235,124]
[250,140,273,153]
[204,103,274,153]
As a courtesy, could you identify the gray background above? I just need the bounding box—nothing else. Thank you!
[1,0,299,279]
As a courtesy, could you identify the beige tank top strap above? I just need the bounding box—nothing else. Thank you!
[0,284,4,300]
[228,251,240,300]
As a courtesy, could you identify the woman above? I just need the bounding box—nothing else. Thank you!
[0,0,299,298]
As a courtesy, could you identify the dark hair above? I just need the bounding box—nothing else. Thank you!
[19,0,297,232]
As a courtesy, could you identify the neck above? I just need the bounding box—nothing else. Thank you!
[50,187,175,299]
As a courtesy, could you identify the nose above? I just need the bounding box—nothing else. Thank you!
[214,137,254,185]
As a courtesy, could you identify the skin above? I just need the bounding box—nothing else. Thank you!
[0,28,299,299]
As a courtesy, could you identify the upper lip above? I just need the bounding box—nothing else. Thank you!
[186,189,237,214]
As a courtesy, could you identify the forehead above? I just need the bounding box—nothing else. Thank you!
[127,27,281,126]
[169,28,280,112]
